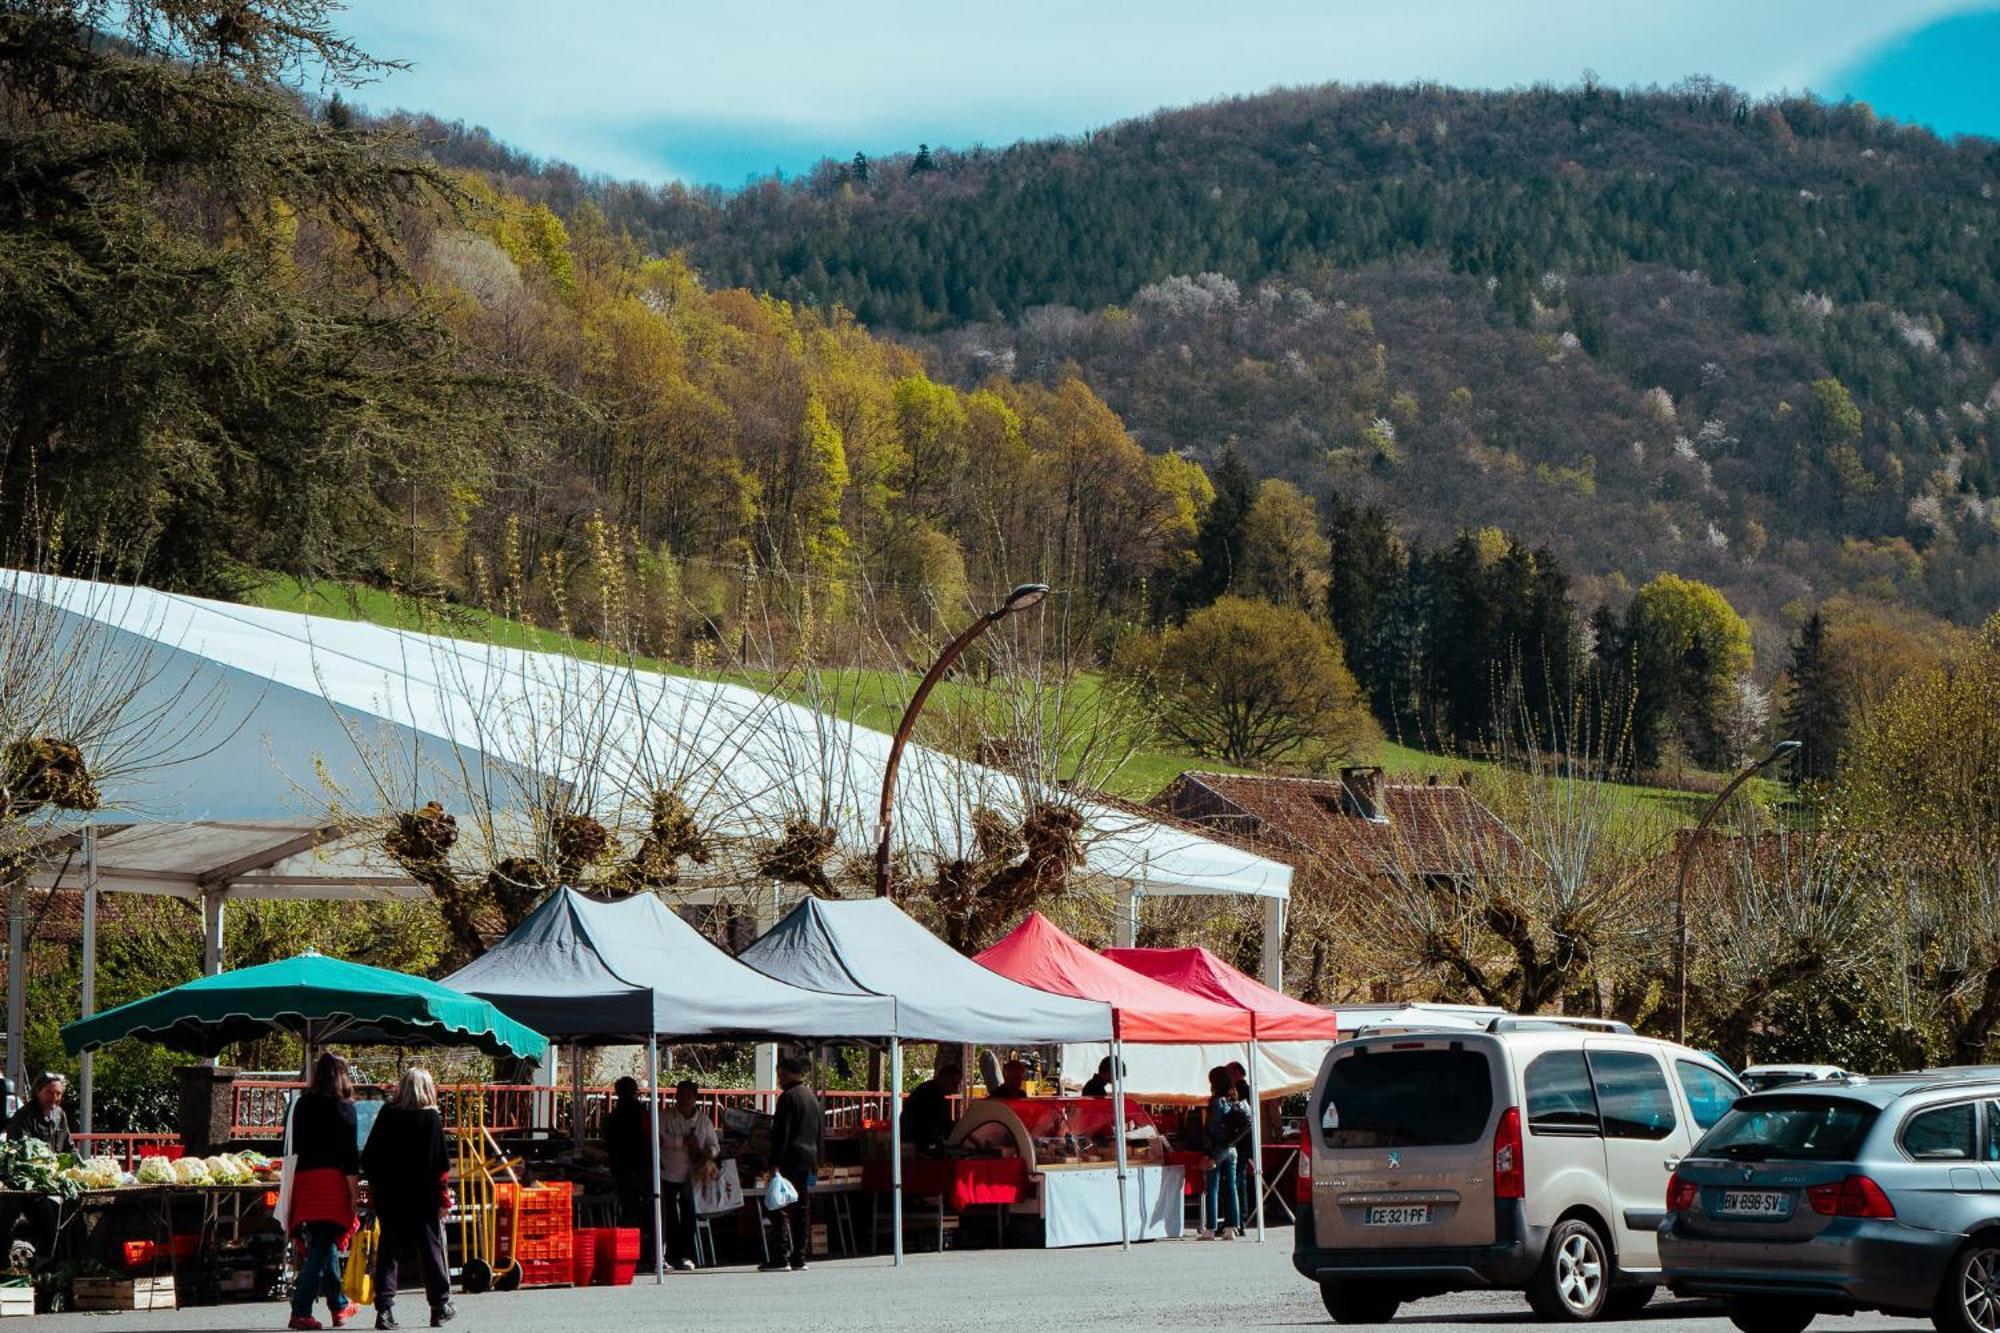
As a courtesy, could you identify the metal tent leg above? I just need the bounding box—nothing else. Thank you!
[890,1038,904,1266]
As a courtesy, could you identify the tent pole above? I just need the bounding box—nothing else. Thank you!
[889,1037,904,1267]
[1248,1035,1265,1243]
[647,1033,664,1285]
[1110,1034,1131,1252]
[79,824,98,1135]
[202,889,226,976]
[570,1042,585,1153]
[1260,897,1285,991]
[6,871,25,1102]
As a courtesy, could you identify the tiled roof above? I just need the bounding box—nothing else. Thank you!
[1151,771,1522,880]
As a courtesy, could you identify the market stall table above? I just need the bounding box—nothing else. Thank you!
[943,1098,1184,1249]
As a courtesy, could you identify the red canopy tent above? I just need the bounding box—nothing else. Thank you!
[1102,946,1340,1041]
[975,913,1253,1044]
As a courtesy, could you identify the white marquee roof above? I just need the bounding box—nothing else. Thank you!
[5,572,1291,902]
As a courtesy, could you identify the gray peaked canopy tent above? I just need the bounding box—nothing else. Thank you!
[444,888,897,1278]
[737,898,1127,1252]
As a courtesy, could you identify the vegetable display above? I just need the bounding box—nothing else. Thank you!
[0,1139,77,1200]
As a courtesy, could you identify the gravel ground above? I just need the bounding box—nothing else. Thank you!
[24,1230,1938,1333]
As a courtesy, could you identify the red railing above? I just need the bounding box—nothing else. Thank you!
[72,1133,183,1168]
[230,1081,894,1139]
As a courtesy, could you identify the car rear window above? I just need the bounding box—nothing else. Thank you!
[1696,1095,1879,1161]
[1321,1047,1494,1149]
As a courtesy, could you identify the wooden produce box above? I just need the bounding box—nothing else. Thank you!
[72,1276,176,1312]
[0,1284,32,1317]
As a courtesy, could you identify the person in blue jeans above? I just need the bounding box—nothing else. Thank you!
[1202,1065,1245,1240]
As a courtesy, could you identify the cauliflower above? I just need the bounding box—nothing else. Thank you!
[204,1155,249,1185]
[171,1157,211,1186]
[136,1156,176,1185]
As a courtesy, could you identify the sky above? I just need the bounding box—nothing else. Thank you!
[327,1,2000,187]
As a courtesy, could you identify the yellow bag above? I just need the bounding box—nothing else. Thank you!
[342,1219,379,1306]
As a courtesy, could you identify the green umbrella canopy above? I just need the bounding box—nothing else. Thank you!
[62,952,548,1063]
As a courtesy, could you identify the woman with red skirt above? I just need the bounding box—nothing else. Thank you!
[286,1053,361,1330]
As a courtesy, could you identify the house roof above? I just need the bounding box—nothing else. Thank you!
[1151,771,1521,880]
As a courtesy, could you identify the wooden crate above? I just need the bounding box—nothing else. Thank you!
[0,1285,32,1318]
[72,1276,175,1312]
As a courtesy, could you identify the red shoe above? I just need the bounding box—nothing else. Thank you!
[288,1319,323,1331]
[331,1308,358,1329]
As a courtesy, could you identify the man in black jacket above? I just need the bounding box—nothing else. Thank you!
[762,1057,821,1272]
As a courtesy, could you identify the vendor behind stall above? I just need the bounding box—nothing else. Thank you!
[4,1073,71,1153]
[993,1059,1030,1100]
[0,1073,69,1264]
[903,1061,961,1149]
[1079,1057,1123,1099]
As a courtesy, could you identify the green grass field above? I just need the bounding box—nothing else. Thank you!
[247,576,1761,823]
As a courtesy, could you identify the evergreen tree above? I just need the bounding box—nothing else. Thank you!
[1325,492,1403,723]
[851,151,871,182]
[1781,609,1846,784]
[909,143,936,175]
[1174,445,1255,613]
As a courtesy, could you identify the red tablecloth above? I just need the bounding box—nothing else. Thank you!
[1165,1150,1207,1195]
[862,1157,1029,1209]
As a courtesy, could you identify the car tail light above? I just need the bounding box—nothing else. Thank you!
[1666,1172,1697,1213]
[1806,1175,1895,1218]
[1295,1150,1312,1204]
[1493,1107,1524,1199]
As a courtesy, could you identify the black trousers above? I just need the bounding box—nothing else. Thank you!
[767,1168,811,1268]
[373,1212,449,1310]
[612,1168,655,1257]
[662,1179,698,1267]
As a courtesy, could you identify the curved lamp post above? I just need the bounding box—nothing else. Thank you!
[873,583,1050,898]
[1673,739,1801,1042]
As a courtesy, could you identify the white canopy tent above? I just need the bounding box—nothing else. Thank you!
[3,569,1293,1120]
[20,820,424,1127]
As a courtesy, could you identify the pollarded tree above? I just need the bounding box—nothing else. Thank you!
[1111,596,1378,768]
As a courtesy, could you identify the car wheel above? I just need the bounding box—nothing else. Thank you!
[1725,1298,1815,1333]
[1935,1238,2000,1333]
[1603,1286,1657,1319]
[1320,1282,1402,1324]
[1528,1217,1612,1320]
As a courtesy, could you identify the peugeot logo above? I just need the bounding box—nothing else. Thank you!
[1740,1168,1754,1183]
[1388,1152,1402,1169]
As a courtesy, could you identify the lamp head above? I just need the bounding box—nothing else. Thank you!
[1000,583,1050,614]
[1770,740,1802,757]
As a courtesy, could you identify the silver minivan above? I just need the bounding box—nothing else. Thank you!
[1293,1018,1745,1323]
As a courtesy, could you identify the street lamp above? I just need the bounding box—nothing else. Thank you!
[1673,739,1801,1042]
[873,584,1051,898]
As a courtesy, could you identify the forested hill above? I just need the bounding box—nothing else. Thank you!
[424,80,2000,625]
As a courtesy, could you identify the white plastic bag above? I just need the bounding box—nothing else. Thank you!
[763,1171,799,1211]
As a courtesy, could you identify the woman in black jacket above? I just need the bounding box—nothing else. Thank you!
[362,1068,455,1330]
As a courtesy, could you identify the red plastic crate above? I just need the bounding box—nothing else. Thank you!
[122,1235,198,1270]
[593,1227,639,1286]
[569,1229,599,1286]
[516,1257,570,1288]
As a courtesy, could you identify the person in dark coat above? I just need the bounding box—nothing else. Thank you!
[362,1068,456,1330]
[286,1053,360,1330]
[901,1061,961,1151]
[761,1057,821,1272]
[602,1076,655,1257]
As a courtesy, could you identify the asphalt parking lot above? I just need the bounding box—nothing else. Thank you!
[26,1228,1943,1333]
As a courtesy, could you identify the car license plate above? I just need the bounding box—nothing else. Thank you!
[1364,1205,1431,1227]
[1717,1189,1789,1218]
